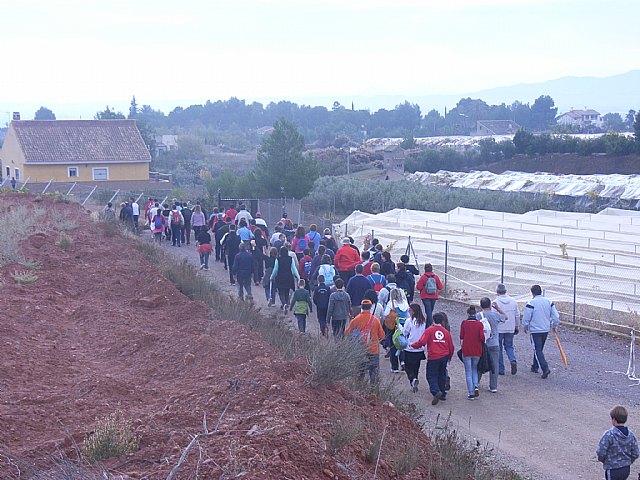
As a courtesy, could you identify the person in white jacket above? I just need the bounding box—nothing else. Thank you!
[494,283,521,375]
[402,304,428,392]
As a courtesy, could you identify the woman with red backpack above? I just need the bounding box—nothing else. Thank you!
[416,263,443,327]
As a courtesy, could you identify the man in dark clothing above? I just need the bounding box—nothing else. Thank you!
[313,275,331,336]
[346,264,372,316]
[223,225,241,284]
[181,203,193,245]
[395,262,415,302]
[232,243,254,300]
[380,251,395,276]
[214,216,231,263]
[400,255,420,276]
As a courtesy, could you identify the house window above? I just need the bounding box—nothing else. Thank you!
[68,166,79,178]
[92,167,109,180]
[14,168,20,180]
[5,167,9,178]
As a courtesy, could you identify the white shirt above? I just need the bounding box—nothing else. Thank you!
[131,202,139,215]
[403,317,427,353]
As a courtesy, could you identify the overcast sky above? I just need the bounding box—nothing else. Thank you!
[1,0,638,120]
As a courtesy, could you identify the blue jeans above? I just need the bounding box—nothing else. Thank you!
[478,345,500,390]
[359,354,380,384]
[531,332,549,373]
[237,276,252,300]
[199,251,210,269]
[426,355,448,397]
[498,332,516,374]
[295,314,307,333]
[463,355,480,395]
[421,298,436,327]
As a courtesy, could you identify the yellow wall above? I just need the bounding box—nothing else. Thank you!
[0,123,150,183]
[0,126,26,180]
[23,162,150,183]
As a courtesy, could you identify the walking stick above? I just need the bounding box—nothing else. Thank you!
[553,330,568,368]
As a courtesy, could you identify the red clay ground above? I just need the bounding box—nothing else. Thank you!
[0,192,434,479]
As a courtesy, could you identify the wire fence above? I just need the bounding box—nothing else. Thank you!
[340,222,640,335]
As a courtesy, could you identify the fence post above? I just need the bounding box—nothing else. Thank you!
[22,176,31,189]
[66,182,77,195]
[501,248,505,284]
[108,189,121,205]
[572,257,577,324]
[42,179,54,194]
[81,185,98,206]
[444,240,449,295]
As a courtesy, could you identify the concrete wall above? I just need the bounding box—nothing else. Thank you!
[0,126,26,180]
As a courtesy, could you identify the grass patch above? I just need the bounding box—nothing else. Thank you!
[56,232,74,250]
[0,206,40,267]
[11,270,39,285]
[327,414,363,455]
[81,410,139,463]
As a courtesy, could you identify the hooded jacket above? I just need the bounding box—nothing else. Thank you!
[494,294,520,334]
[326,290,351,322]
[596,426,640,471]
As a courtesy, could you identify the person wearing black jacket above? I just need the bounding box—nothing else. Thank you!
[395,262,416,302]
[196,228,212,270]
[214,217,231,264]
[222,225,241,285]
[232,243,254,300]
[181,203,193,245]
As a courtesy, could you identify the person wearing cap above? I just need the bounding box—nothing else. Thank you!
[334,237,362,284]
[345,299,385,384]
[494,283,521,375]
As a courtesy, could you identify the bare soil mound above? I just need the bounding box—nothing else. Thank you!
[0,193,433,479]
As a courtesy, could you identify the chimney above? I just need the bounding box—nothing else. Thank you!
[12,112,20,121]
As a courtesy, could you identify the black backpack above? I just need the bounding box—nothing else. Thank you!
[314,285,331,310]
[181,208,192,223]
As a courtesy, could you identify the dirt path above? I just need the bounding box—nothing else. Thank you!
[168,236,640,480]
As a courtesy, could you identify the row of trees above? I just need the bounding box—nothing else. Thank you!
[32,94,624,143]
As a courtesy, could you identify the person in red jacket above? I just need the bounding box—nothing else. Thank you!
[459,305,485,400]
[410,311,454,405]
[334,237,361,284]
[416,263,443,327]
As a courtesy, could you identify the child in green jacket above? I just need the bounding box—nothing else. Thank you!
[290,279,313,333]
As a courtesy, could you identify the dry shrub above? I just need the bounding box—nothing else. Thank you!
[327,414,363,455]
[11,270,38,285]
[56,232,74,250]
[306,336,367,387]
[81,410,139,463]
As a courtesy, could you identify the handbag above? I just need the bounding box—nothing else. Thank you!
[477,343,493,374]
[384,295,398,330]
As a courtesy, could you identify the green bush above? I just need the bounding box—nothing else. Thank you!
[82,410,139,462]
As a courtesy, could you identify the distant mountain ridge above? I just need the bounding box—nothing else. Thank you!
[307,70,640,116]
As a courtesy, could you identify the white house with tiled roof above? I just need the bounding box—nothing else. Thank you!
[556,109,603,129]
[0,120,151,183]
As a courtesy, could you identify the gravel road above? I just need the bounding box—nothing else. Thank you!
[167,239,640,480]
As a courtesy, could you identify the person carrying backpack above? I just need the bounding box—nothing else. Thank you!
[169,205,184,247]
[151,208,165,243]
[292,226,311,259]
[298,248,314,290]
[315,255,337,289]
[367,262,387,293]
[416,263,443,327]
[345,299,385,384]
[307,224,321,255]
[313,275,331,336]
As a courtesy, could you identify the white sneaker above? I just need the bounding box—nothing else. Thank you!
[391,369,400,373]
